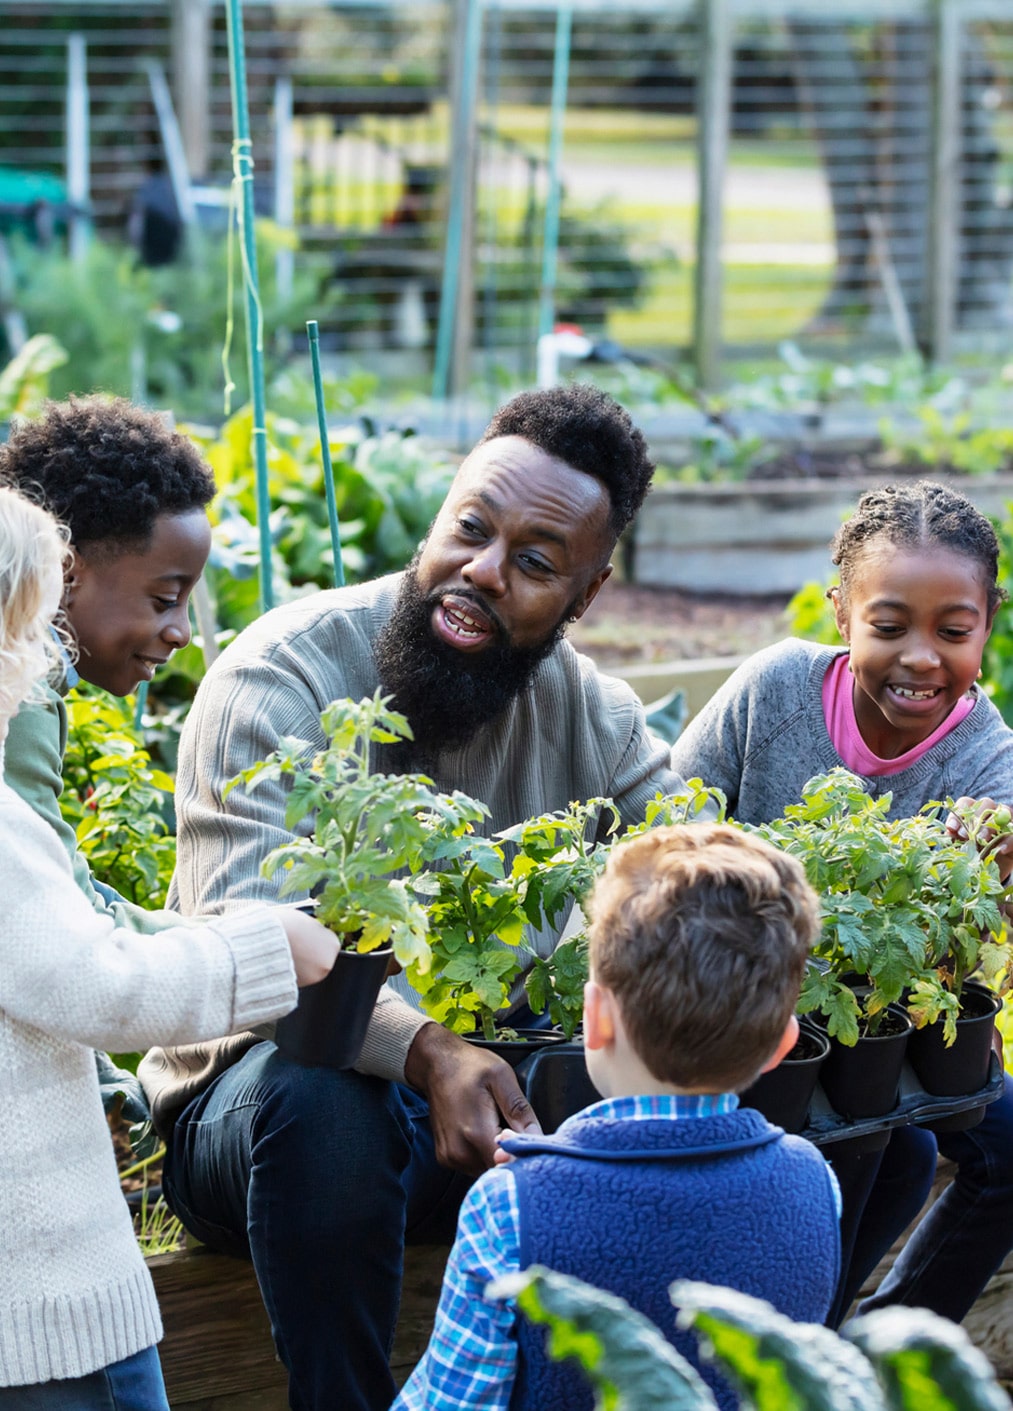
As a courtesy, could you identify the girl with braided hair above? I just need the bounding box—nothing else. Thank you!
[672,478,1013,1328]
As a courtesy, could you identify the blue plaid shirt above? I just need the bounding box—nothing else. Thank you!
[393,1093,749,1410]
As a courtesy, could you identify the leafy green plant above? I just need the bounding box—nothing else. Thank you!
[60,685,178,908]
[412,830,529,1039]
[0,332,67,420]
[785,579,839,645]
[227,692,488,977]
[184,403,456,605]
[409,798,618,1041]
[410,786,724,1043]
[492,1266,1012,1409]
[751,770,1009,1045]
[8,224,338,423]
[878,406,1013,479]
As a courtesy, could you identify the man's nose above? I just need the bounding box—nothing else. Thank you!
[462,543,507,596]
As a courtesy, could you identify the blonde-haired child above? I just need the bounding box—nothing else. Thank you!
[0,484,339,1409]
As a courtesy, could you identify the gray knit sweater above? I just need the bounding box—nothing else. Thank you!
[141,574,688,1133]
[670,638,1013,824]
[0,765,296,1387]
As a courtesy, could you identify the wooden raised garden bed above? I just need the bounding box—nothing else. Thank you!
[148,1243,448,1410]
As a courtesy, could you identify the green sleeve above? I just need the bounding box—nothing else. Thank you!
[5,688,183,935]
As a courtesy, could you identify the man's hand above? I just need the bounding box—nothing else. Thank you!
[404,1022,542,1174]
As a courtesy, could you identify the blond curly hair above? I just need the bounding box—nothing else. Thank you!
[0,485,71,730]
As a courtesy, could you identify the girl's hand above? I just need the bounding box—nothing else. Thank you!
[947,796,1013,883]
[275,904,341,987]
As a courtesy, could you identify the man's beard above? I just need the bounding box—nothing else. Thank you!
[373,561,569,758]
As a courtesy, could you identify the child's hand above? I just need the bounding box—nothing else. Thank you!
[493,1129,518,1165]
[947,797,1013,883]
[275,904,340,987]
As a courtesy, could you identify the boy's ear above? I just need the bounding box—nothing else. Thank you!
[759,1014,799,1074]
[62,548,87,607]
[583,980,618,1052]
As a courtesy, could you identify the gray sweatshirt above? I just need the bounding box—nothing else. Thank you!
[670,637,1013,825]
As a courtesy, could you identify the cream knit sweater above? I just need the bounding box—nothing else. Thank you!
[0,765,297,1386]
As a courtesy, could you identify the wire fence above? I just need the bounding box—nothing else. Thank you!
[2,1,1013,395]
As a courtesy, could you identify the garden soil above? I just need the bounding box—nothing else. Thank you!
[568,578,792,670]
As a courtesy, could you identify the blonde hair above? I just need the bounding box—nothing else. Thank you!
[0,485,71,726]
[588,824,820,1092]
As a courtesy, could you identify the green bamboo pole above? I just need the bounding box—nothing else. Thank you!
[307,320,345,588]
[224,0,273,612]
[538,2,572,342]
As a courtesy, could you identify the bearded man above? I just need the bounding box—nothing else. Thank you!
[140,383,694,1411]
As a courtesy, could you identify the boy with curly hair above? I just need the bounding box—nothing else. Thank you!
[0,393,214,924]
[394,824,841,1411]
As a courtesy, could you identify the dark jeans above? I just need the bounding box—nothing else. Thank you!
[0,1348,169,1411]
[161,1042,471,1411]
[821,1128,935,1328]
[854,1079,1013,1323]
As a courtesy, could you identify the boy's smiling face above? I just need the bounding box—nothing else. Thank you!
[65,508,212,696]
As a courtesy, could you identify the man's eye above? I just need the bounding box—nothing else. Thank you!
[519,554,552,574]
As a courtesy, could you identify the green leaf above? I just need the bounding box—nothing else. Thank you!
[489,1266,719,1409]
[846,1305,1013,1411]
[671,1281,887,1411]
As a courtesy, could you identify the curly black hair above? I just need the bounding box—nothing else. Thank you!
[479,383,654,542]
[0,394,216,551]
[832,479,1006,616]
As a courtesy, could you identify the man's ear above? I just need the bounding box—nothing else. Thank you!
[570,562,613,624]
[758,1014,799,1074]
[583,979,617,1052]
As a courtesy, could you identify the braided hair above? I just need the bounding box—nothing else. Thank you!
[831,480,1006,616]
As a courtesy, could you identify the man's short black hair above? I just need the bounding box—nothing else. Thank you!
[479,383,654,542]
[0,394,216,550]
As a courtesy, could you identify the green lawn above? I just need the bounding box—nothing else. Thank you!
[320,104,837,356]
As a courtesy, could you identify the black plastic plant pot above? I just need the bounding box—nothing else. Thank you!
[740,1020,830,1133]
[907,981,1002,1099]
[274,944,393,1069]
[819,1002,913,1121]
[516,1044,602,1134]
[467,1029,569,1070]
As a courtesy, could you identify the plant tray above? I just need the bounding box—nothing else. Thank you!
[512,1044,1005,1145]
[801,1052,1005,1149]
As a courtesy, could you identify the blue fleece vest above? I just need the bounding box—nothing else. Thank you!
[502,1108,840,1411]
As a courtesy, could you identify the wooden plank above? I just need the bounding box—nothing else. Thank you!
[148,1247,286,1406]
[149,1243,448,1409]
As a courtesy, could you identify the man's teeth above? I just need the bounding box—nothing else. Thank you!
[448,606,484,636]
[893,686,938,700]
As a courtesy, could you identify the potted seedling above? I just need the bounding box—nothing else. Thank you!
[751,768,1009,1119]
[409,797,620,1053]
[902,798,1012,1103]
[227,690,488,1068]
